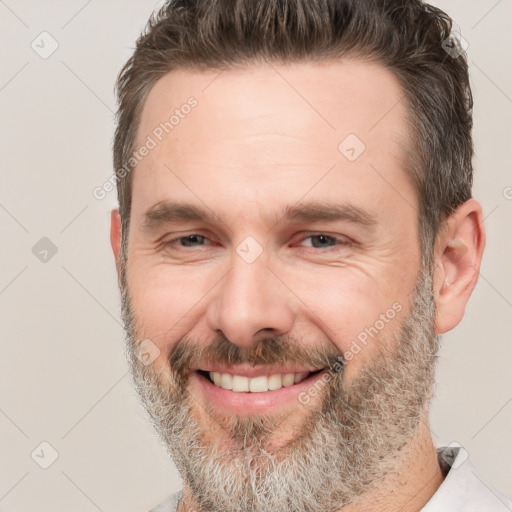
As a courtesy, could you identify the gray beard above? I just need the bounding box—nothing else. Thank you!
[121,264,440,512]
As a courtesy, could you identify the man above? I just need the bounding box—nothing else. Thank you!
[109,0,512,511]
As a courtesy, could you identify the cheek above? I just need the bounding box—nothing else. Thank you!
[283,267,406,377]
[127,265,208,362]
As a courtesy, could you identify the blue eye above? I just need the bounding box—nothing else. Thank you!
[164,233,350,252]
[302,234,337,248]
[178,235,206,247]
[172,234,207,247]
[298,234,351,250]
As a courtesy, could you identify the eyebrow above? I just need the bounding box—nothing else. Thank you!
[140,199,378,232]
[279,201,377,228]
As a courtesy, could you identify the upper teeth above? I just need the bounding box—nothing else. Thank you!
[209,372,310,392]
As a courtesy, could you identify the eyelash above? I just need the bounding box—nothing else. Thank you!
[164,233,352,252]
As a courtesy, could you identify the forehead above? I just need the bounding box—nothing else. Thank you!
[132,59,415,226]
[137,58,410,146]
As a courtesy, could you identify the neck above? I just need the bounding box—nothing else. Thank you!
[337,418,445,512]
[178,417,445,512]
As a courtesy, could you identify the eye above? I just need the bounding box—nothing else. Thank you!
[165,234,212,249]
[297,234,352,250]
[162,233,351,253]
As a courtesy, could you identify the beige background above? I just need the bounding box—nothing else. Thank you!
[0,1,511,511]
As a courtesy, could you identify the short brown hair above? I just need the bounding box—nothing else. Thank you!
[113,0,473,270]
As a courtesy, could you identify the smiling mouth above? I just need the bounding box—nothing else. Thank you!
[196,369,325,393]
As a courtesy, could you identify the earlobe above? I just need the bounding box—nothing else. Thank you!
[433,199,486,334]
[110,208,123,283]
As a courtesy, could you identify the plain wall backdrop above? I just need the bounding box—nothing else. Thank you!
[1,1,511,511]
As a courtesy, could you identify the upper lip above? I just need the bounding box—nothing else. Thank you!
[193,364,323,378]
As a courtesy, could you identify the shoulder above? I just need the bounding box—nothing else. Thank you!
[422,445,512,512]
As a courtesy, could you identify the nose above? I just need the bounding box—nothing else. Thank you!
[206,252,295,349]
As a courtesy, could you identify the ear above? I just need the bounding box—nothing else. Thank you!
[110,208,123,285]
[432,198,486,334]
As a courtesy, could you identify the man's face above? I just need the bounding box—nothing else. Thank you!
[119,60,439,511]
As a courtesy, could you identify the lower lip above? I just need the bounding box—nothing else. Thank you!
[190,370,327,415]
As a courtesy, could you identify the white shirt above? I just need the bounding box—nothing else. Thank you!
[149,445,512,511]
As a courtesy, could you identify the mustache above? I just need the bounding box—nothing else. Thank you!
[168,334,346,377]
